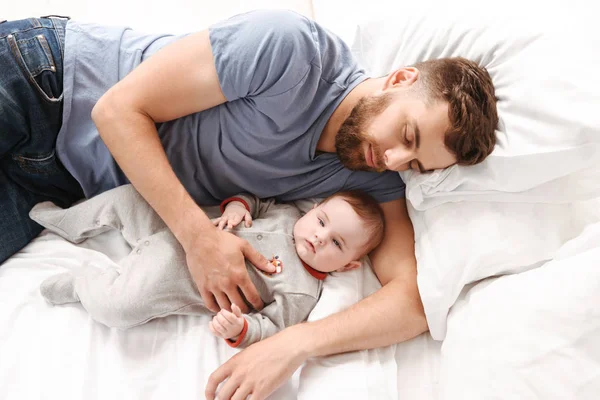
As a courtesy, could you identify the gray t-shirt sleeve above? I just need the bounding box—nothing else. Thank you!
[209,9,317,101]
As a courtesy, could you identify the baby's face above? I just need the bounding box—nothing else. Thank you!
[293,197,368,273]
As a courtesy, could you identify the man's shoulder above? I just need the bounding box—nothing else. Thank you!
[236,9,313,32]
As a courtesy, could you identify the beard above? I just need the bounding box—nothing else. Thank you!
[335,92,393,172]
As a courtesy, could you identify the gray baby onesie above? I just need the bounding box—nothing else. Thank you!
[30,184,324,348]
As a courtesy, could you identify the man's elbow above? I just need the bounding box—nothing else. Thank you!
[91,94,115,140]
[386,276,429,337]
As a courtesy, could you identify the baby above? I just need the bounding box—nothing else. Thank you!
[31,184,384,348]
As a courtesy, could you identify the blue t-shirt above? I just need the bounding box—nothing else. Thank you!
[57,10,405,205]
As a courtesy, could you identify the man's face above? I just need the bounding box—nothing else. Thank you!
[335,91,456,173]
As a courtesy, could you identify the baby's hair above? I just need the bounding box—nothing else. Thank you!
[320,190,385,256]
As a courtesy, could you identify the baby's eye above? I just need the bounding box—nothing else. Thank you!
[333,239,341,249]
[318,218,324,227]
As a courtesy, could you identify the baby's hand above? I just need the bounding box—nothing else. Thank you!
[209,304,245,340]
[212,201,252,230]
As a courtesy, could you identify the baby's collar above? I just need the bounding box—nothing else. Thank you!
[301,260,328,281]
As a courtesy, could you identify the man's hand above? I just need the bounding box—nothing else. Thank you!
[185,228,275,313]
[209,304,245,340]
[205,327,307,400]
[212,201,253,230]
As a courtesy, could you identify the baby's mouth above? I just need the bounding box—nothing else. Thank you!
[305,240,315,253]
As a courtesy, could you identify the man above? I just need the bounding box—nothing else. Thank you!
[0,9,497,399]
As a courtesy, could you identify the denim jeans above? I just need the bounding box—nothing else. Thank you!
[0,17,84,265]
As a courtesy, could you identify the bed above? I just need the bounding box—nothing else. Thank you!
[2,1,600,399]
[0,227,444,400]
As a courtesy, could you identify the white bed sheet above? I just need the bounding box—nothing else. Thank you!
[0,229,441,400]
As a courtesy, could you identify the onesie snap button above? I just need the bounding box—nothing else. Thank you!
[257,234,263,240]
[144,241,149,246]
[136,249,141,254]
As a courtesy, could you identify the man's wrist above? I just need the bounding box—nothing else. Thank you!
[173,207,217,250]
[287,323,319,359]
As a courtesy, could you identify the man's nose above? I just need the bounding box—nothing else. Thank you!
[384,147,412,172]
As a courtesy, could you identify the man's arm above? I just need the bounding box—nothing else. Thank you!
[91,30,271,312]
[206,198,428,400]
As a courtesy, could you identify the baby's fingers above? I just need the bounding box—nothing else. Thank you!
[218,308,239,325]
[216,311,234,329]
[232,303,243,318]
[209,320,222,337]
[244,212,253,228]
[215,316,229,334]
[227,214,242,229]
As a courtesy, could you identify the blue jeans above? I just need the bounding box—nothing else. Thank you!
[0,17,84,265]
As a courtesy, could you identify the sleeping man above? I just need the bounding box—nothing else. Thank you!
[0,9,498,400]
[31,184,385,348]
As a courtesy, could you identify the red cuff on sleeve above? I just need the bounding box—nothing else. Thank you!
[220,197,251,214]
[225,318,249,348]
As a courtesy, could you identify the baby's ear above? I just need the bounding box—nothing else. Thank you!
[337,260,362,272]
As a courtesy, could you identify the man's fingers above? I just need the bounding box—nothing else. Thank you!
[214,292,232,312]
[225,289,251,314]
[231,386,252,400]
[242,243,274,273]
[213,370,242,400]
[205,363,232,400]
[238,278,264,311]
[200,288,219,313]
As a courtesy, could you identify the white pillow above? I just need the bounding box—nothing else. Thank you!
[439,222,600,399]
[408,198,600,340]
[350,2,600,210]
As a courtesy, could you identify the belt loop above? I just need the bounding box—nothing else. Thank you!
[48,17,68,60]
[40,15,71,20]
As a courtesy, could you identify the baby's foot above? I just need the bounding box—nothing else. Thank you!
[29,201,62,222]
[40,272,80,305]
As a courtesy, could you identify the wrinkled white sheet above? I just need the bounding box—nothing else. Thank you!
[440,221,600,400]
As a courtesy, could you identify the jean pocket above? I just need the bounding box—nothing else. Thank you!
[7,33,61,103]
[12,149,63,176]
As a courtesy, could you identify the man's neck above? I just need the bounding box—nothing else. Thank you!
[316,77,383,153]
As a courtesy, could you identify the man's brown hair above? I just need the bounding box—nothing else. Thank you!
[412,57,498,165]
[321,190,385,256]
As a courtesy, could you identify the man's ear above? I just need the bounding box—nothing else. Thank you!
[383,67,419,90]
[336,260,362,272]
